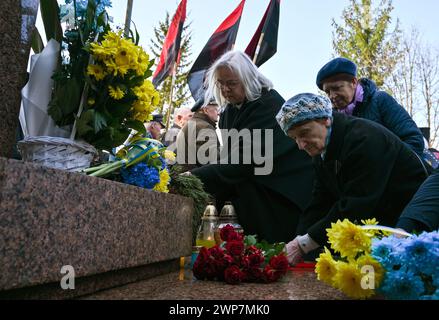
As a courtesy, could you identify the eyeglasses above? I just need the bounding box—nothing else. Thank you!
[215,80,240,90]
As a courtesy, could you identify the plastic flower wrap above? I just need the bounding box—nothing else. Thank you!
[84,137,173,193]
[193,225,289,285]
[48,0,160,151]
[315,219,439,300]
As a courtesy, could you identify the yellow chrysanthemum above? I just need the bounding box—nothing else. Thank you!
[153,169,170,193]
[163,150,176,162]
[315,247,338,286]
[90,42,116,61]
[108,85,125,100]
[87,64,106,81]
[87,98,95,106]
[356,254,384,288]
[361,218,379,226]
[134,49,149,76]
[333,262,375,299]
[115,45,136,67]
[327,219,372,258]
[132,81,154,100]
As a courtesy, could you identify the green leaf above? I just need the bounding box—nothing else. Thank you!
[125,119,146,135]
[40,0,63,43]
[76,110,94,136]
[244,235,257,247]
[93,110,107,133]
[31,28,44,53]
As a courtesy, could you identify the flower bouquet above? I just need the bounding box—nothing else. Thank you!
[315,219,439,300]
[48,0,160,151]
[20,0,160,171]
[84,136,173,193]
[193,225,289,284]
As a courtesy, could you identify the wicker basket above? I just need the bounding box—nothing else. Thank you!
[18,136,98,172]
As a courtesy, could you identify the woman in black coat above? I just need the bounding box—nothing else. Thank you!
[275,93,427,264]
[189,51,314,243]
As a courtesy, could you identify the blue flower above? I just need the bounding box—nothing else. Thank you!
[121,162,160,189]
[401,237,438,275]
[378,270,425,300]
[419,289,439,300]
[371,236,404,270]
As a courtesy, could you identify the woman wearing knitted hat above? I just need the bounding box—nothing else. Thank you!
[316,57,425,159]
[276,93,427,265]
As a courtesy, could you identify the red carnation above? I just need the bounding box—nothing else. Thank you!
[245,267,264,282]
[248,252,265,267]
[263,265,281,283]
[269,254,289,274]
[224,265,246,285]
[192,259,207,280]
[208,245,225,259]
[225,240,245,257]
[246,245,262,255]
[219,225,236,242]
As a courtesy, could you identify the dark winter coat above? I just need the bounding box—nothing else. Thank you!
[191,89,315,243]
[352,78,425,157]
[298,112,427,245]
[397,168,439,233]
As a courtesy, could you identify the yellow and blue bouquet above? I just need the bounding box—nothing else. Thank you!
[47,0,160,151]
[84,137,173,193]
[315,219,439,300]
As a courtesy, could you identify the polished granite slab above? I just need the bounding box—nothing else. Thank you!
[81,267,348,300]
[0,157,193,295]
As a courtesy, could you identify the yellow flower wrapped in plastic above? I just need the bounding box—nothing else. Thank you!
[76,30,160,150]
[327,219,373,259]
[46,2,160,152]
[315,218,412,299]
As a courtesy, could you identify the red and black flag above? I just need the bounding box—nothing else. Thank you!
[187,0,246,100]
[152,0,187,87]
[245,0,280,67]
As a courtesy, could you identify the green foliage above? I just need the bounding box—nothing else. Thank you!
[168,165,212,244]
[332,0,402,87]
[40,0,63,43]
[255,239,286,263]
[48,0,109,129]
[149,12,193,125]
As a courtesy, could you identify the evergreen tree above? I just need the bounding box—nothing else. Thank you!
[150,12,192,126]
[332,0,402,87]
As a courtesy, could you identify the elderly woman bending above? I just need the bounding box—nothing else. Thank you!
[188,51,314,243]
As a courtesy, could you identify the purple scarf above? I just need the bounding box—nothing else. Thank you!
[339,84,364,116]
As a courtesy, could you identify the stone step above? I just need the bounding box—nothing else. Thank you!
[0,157,193,299]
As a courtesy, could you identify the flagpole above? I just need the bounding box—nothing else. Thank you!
[165,62,178,130]
[124,0,134,37]
[253,32,265,65]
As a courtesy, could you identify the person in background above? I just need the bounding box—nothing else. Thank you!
[316,57,425,158]
[397,168,439,233]
[145,114,165,140]
[187,51,315,244]
[275,93,427,265]
[176,98,220,171]
[162,107,193,146]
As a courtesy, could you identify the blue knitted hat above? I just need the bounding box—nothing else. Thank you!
[276,93,333,134]
[316,57,357,90]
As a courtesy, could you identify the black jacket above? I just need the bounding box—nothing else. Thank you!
[298,112,427,245]
[191,89,314,243]
[397,168,439,233]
